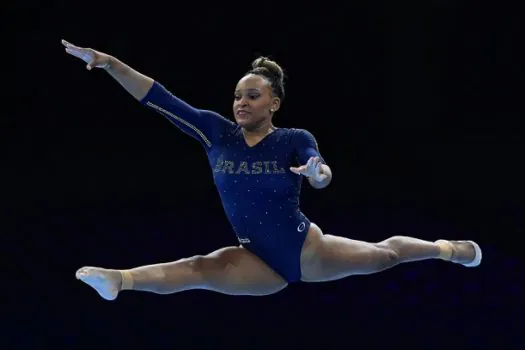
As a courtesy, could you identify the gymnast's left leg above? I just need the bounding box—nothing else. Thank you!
[300,224,482,282]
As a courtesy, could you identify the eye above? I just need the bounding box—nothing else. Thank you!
[234,92,260,101]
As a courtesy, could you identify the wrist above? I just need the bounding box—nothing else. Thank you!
[307,172,324,182]
[104,56,119,71]
[312,165,326,181]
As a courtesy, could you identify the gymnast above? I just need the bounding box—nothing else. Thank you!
[62,39,482,301]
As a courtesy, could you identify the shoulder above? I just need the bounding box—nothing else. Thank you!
[285,128,318,145]
[275,128,318,151]
[278,127,316,139]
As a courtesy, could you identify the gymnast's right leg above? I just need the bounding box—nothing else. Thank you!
[76,246,288,300]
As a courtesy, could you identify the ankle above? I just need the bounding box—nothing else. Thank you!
[435,240,453,260]
[120,270,134,290]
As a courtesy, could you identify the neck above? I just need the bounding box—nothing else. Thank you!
[242,120,275,137]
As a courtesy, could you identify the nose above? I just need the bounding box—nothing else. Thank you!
[236,96,249,107]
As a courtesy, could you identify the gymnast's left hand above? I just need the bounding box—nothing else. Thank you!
[290,157,327,181]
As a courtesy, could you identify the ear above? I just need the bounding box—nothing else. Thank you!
[271,97,281,113]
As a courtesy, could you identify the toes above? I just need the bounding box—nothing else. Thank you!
[76,267,88,279]
[76,266,96,280]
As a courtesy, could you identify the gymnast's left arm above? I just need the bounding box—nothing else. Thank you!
[289,129,333,190]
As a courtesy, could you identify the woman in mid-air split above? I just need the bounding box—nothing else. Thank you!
[62,39,482,301]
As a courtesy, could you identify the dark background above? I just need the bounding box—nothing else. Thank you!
[9,1,523,349]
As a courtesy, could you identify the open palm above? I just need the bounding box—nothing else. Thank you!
[290,156,327,181]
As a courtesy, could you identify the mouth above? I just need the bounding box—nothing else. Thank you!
[236,110,251,119]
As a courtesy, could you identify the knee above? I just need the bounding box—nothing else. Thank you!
[375,240,401,265]
[184,254,227,279]
[381,235,408,252]
[184,255,215,273]
[384,247,400,265]
[170,255,215,288]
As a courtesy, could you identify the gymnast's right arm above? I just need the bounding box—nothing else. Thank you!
[62,39,232,147]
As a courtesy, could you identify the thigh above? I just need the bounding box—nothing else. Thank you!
[195,246,288,296]
[300,224,397,282]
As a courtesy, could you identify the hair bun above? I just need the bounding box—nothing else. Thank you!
[251,56,284,84]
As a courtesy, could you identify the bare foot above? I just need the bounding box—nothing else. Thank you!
[76,267,122,300]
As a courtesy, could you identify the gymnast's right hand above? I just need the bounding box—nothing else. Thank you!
[62,39,112,70]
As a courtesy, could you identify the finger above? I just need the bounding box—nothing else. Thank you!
[86,61,99,70]
[65,46,87,59]
[66,48,96,67]
[62,39,82,50]
[290,166,305,175]
[306,157,314,168]
[315,162,322,174]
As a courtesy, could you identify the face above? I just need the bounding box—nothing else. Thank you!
[233,74,280,131]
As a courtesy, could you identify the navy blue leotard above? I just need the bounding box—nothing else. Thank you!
[141,81,325,282]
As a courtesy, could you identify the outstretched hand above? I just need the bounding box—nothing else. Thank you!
[62,39,111,70]
[290,156,327,182]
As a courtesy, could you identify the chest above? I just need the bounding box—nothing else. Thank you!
[208,133,298,191]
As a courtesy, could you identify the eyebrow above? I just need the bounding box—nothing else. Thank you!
[235,88,261,93]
